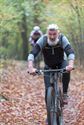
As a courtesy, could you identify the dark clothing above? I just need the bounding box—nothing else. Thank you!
[31,35,74,67]
[28,34,75,104]
[42,43,64,67]
[44,60,70,104]
[44,60,70,92]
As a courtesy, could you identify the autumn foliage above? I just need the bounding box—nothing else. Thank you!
[0,61,84,125]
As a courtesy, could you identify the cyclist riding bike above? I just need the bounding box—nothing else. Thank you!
[29,26,43,67]
[29,26,43,47]
[28,24,75,123]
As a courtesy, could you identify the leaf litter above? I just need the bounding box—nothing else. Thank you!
[0,61,84,125]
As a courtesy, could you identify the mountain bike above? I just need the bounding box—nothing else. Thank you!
[36,68,66,125]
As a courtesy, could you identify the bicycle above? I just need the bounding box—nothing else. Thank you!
[36,68,67,125]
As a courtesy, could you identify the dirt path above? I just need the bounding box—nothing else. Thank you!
[0,61,84,125]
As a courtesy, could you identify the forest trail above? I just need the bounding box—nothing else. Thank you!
[0,61,84,125]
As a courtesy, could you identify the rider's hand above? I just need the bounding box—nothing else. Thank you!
[28,60,36,75]
[66,64,74,71]
[66,60,74,71]
[28,67,37,75]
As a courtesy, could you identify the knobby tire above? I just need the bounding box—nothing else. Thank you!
[47,87,64,125]
[47,87,57,125]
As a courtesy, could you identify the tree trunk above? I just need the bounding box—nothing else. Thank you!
[20,13,28,60]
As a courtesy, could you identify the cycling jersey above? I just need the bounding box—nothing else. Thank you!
[28,34,75,68]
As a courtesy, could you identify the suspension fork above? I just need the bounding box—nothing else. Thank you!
[54,73,59,113]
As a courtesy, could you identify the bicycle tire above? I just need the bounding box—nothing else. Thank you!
[47,87,53,125]
[56,88,64,125]
[51,88,64,125]
[47,86,57,125]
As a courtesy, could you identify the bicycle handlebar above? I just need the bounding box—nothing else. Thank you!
[35,68,67,75]
[35,67,75,75]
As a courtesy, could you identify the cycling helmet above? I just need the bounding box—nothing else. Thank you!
[47,24,59,30]
[33,26,40,31]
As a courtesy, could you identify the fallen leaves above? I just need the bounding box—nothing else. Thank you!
[0,61,84,125]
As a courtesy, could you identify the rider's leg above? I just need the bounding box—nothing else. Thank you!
[62,71,70,94]
[61,60,70,104]
[43,66,51,124]
[44,68,51,105]
[61,60,70,94]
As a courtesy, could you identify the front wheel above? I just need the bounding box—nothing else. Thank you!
[47,87,64,125]
[56,88,64,125]
[47,87,57,125]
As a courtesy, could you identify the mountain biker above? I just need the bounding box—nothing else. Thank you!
[28,24,75,105]
[29,26,43,68]
[29,26,43,47]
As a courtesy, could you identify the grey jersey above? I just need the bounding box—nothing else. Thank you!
[28,34,75,62]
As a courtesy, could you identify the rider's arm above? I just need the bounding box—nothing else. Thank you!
[28,44,40,73]
[62,36,75,60]
[62,36,75,70]
[28,60,34,71]
[28,44,41,63]
[28,36,45,73]
[28,35,44,61]
[68,59,74,67]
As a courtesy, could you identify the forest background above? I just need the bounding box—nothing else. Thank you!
[0,0,84,66]
[0,1,84,125]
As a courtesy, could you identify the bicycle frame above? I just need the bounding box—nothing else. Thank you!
[49,71,64,125]
[36,68,65,125]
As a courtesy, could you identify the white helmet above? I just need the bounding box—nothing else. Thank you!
[33,26,40,31]
[47,24,59,30]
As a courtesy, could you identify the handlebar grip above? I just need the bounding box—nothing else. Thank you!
[35,70,43,75]
[35,70,40,75]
